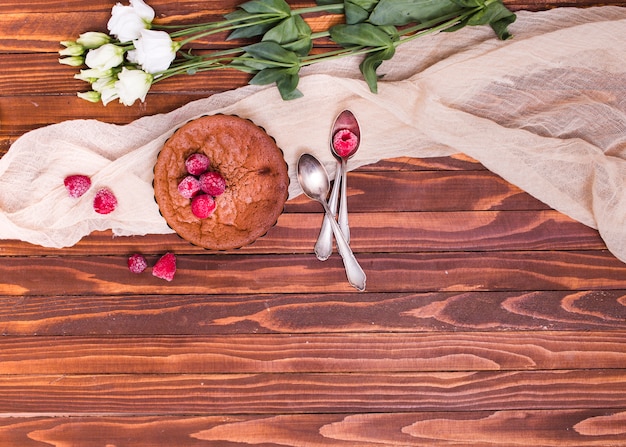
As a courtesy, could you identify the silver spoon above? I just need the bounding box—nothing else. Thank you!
[298,153,366,291]
[332,110,360,243]
[314,110,360,260]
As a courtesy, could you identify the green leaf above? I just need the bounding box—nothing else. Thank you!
[248,67,302,100]
[249,67,289,85]
[238,0,291,16]
[315,0,343,6]
[359,46,395,93]
[243,41,300,65]
[262,15,312,56]
[329,23,394,49]
[344,3,369,24]
[276,72,303,100]
[449,0,483,6]
[225,10,279,40]
[369,0,464,26]
[482,2,517,40]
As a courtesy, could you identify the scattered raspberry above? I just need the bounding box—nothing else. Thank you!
[93,188,118,214]
[332,129,359,158]
[152,252,176,281]
[64,174,91,198]
[185,153,210,176]
[178,175,201,199]
[191,194,216,219]
[199,171,226,196]
[127,254,148,274]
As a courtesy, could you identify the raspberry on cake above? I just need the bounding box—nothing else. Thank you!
[199,171,226,196]
[185,153,210,176]
[178,175,201,199]
[191,194,216,219]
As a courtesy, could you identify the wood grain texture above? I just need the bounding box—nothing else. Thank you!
[1,290,624,335]
[2,0,626,445]
[0,410,625,447]
[1,332,625,373]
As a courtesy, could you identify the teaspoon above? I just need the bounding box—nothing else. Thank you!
[298,153,366,291]
[314,110,360,260]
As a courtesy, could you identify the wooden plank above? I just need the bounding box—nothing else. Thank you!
[1,290,624,335]
[0,210,602,256]
[0,369,625,414]
[2,410,626,446]
[1,250,625,296]
[0,332,625,374]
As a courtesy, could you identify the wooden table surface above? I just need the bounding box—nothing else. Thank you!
[2,1,626,445]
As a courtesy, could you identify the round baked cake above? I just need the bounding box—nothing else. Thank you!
[153,114,289,250]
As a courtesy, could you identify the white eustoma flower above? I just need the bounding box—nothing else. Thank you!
[107,0,155,43]
[131,29,180,74]
[115,67,153,106]
[85,44,125,70]
[100,84,120,106]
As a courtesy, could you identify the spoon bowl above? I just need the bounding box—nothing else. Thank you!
[298,153,366,291]
[297,153,330,202]
[331,110,360,243]
[331,110,361,160]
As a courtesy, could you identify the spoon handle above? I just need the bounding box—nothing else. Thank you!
[322,201,366,291]
[314,160,342,261]
[338,159,350,243]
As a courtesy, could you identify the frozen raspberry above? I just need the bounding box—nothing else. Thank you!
[127,254,148,274]
[178,175,201,199]
[152,252,176,281]
[332,129,359,158]
[64,174,91,198]
[93,188,117,214]
[199,171,226,196]
[191,194,216,219]
[185,153,210,176]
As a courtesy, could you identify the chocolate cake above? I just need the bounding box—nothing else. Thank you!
[153,115,289,250]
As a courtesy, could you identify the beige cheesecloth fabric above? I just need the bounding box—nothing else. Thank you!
[1,7,625,259]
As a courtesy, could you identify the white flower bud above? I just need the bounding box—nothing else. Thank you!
[77,32,112,49]
[59,43,85,57]
[59,56,85,67]
[77,91,102,103]
[74,68,115,82]
[85,44,125,70]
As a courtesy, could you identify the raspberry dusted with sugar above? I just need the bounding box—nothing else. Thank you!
[93,188,118,214]
[178,175,201,199]
[191,194,216,219]
[185,153,210,176]
[152,252,176,281]
[127,254,148,274]
[64,174,91,198]
[199,171,226,196]
[332,129,359,158]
